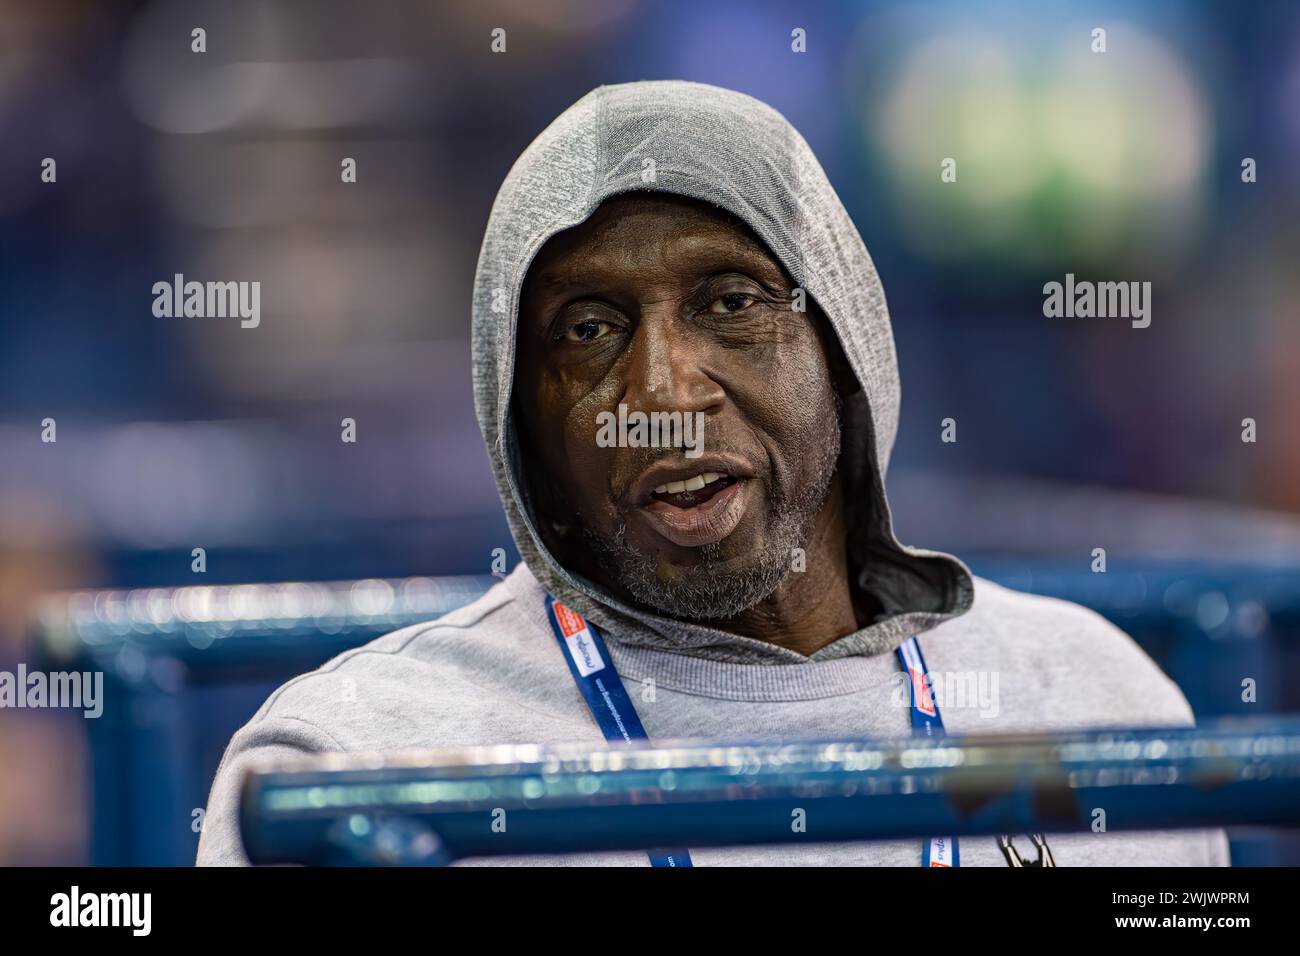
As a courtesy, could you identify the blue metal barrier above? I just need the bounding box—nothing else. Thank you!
[31,561,1300,865]
[239,717,1300,865]
[33,575,496,865]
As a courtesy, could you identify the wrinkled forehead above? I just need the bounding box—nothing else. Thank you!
[521,191,790,293]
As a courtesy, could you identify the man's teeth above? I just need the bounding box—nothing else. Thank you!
[654,472,725,495]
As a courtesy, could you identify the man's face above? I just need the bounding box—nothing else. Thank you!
[515,193,843,620]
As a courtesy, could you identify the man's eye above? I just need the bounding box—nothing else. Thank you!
[563,318,614,343]
[708,292,756,315]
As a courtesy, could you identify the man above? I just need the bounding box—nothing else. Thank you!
[198,81,1228,866]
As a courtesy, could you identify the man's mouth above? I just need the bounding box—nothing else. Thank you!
[649,471,737,509]
[636,467,751,549]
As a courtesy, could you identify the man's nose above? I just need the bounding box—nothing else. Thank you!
[620,313,725,417]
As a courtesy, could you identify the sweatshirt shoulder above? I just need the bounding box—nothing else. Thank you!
[935,576,1196,730]
[239,569,574,749]
[255,578,510,695]
[196,568,581,864]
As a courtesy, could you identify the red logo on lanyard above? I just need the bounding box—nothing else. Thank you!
[909,667,937,718]
[553,600,588,639]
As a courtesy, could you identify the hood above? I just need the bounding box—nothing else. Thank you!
[472,80,972,664]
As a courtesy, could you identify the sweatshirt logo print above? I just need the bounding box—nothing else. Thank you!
[554,601,605,677]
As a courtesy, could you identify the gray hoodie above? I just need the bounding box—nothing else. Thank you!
[197,81,1229,866]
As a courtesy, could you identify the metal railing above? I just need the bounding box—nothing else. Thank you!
[239,717,1300,865]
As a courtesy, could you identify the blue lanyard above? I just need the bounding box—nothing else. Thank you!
[896,634,960,866]
[544,595,692,867]
[545,594,957,867]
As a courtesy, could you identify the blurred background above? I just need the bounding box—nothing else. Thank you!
[1,0,1298,865]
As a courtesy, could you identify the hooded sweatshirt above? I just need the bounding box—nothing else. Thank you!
[197,81,1228,867]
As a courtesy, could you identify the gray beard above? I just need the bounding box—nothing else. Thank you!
[584,430,841,621]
